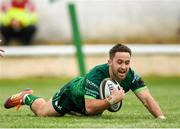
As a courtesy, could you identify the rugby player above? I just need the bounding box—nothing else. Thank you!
[4,43,166,119]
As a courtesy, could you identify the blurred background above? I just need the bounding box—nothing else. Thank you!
[0,0,180,78]
[33,0,180,44]
[1,0,180,45]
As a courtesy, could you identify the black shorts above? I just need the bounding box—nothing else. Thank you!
[52,82,85,115]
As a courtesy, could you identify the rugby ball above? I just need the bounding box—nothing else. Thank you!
[99,78,122,112]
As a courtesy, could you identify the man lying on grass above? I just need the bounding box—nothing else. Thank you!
[4,43,166,119]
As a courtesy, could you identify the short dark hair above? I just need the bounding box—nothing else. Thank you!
[109,43,132,59]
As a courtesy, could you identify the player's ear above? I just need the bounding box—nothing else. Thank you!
[108,59,112,65]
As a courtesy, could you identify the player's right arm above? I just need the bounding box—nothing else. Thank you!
[85,89,124,115]
[84,65,125,115]
[85,98,110,115]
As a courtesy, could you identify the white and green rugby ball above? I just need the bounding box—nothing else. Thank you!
[99,78,122,112]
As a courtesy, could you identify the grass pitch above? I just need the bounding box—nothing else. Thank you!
[0,76,180,128]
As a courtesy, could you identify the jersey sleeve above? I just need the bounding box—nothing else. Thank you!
[130,70,146,93]
[84,68,103,99]
[84,78,100,99]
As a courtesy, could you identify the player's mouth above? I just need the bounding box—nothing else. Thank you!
[118,70,127,78]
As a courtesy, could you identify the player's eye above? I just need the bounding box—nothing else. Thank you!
[125,61,130,65]
[117,60,123,65]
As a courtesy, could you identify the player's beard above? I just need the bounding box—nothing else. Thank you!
[111,67,128,81]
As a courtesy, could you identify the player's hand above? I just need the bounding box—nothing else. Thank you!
[157,115,166,120]
[111,88,125,102]
[106,88,125,105]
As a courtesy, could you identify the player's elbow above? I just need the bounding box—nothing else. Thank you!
[85,105,103,116]
[85,106,95,115]
[85,99,103,115]
[85,99,96,115]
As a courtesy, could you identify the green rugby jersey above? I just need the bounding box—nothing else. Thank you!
[69,63,146,108]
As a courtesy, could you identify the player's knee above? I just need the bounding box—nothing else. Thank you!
[36,109,48,117]
[36,112,47,117]
[34,105,49,117]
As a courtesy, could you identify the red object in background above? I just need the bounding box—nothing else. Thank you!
[11,0,29,9]
[0,0,36,12]
[12,0,35,12]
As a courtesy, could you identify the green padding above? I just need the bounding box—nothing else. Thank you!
[84,95,95,99]
[134,86,147,94]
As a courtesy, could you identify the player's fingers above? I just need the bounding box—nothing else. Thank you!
[111,89,120,96]
[112,88,118,92]
[117,88,124,94]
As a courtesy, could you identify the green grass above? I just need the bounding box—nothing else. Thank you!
[0,76,180,128]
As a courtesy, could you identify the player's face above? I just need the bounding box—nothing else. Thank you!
[108,52,131,81]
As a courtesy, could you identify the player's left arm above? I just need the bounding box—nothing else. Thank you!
[135,88,166,119]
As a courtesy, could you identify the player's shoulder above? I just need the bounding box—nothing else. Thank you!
[85,64,109,83]
[127,68,135,77]
[93,63,108,70]
[126,68,142,81]
[125,68,146,92]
